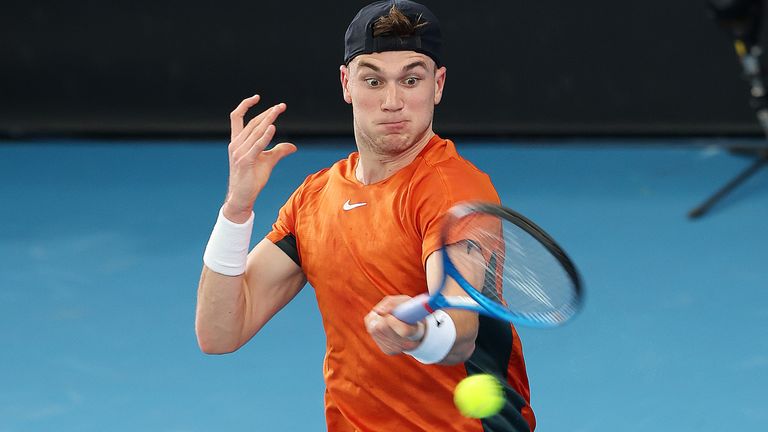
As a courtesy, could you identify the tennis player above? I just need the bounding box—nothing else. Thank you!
[196,1,535,430]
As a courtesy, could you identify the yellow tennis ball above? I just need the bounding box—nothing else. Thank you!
[453,374,505,418]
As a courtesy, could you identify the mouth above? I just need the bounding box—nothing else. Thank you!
[378,120,408,126]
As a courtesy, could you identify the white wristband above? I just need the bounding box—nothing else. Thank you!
[404,310,456,364]
[203,208,254,276]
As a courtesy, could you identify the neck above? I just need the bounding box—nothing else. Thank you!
[354,130,435,184]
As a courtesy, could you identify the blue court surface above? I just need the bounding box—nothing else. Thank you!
[1,138,766,431]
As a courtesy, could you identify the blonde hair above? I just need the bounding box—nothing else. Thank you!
[372,5,428,38]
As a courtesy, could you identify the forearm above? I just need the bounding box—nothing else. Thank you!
[195,200,255,354]
[400,249,481,365]
[437,309,478,365]
[195,267,250,353]
[195,95,299,354]
[196,238,308,354]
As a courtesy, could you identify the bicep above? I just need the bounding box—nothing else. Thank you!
[424,249,444,295]
[241,238,307,336]
[424,248,481,363]
[425,241,486,297]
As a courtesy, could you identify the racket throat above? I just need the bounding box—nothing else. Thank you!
[423,302,436,314]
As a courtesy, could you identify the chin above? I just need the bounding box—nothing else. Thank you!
[376,133,415,155]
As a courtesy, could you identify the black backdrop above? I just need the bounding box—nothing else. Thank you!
[2,0,767,136]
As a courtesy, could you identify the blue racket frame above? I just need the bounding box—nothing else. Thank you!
[392,202,582,328]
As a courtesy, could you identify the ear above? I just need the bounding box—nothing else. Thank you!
[340,65,352,104]
[433,66,447,105]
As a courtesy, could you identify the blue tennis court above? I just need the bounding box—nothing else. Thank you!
[1,138,766,431]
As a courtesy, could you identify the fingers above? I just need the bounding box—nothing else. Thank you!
[365,311,405,355]
[232,103,287,162]
[371,295,421,339]
[364,310,384,333]
[262,142,297,157]
[230,94,261,142]
[261,142,298,165]
[372,295,411,315]
[228,96,285,152]
[384,314,421,340]
[241,103,286,151]
[242,123,277,161]
[364,306,422,355]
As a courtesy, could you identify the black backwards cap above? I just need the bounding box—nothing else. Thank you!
[344,0,442,67]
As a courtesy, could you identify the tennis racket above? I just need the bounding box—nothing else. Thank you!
[392,202,583,328]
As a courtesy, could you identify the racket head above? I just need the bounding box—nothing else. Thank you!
[440,202,583,327]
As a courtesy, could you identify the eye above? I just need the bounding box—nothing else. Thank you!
[403,77,419,86]
[365,78,381,87]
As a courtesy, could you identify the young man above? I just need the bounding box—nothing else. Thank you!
[196,1,535,430]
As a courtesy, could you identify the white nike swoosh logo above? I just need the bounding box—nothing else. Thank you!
[343,200,367,211]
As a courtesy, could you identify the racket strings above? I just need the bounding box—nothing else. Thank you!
[448,212,578,326]
[502,225,557,309]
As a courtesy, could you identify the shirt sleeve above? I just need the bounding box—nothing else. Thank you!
[265,183,304,266]
[266,189,298,242]
[413,163,501,266]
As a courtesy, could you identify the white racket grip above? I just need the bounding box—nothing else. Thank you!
[392,293,433,324]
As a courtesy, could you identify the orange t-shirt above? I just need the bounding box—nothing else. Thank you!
[266,135,535,431]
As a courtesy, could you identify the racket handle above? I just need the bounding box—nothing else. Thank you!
[391,293,433,324]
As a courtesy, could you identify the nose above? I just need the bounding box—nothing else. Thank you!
[381,83,403,112]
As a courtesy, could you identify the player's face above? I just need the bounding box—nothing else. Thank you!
[341,51,446,155]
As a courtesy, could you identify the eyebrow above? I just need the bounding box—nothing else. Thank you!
[402,61,429,72]
[356,60,429,73]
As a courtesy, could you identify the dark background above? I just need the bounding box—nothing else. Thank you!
[2,0,766,137]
